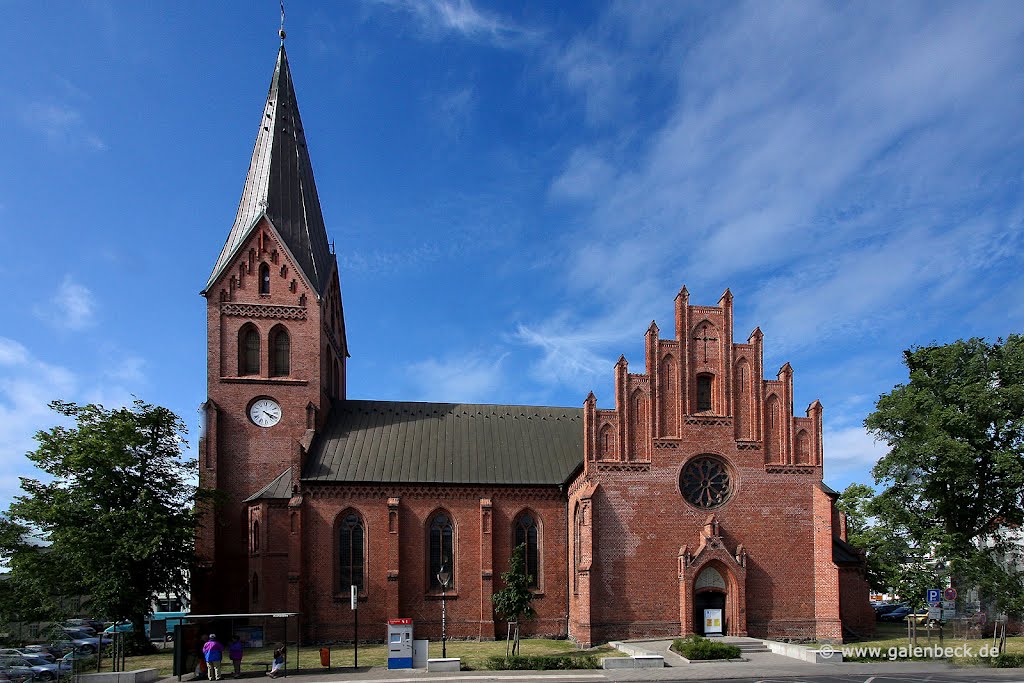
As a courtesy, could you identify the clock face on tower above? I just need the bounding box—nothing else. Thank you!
[249,398,282,428]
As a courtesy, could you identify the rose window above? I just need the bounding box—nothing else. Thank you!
[680,456,732,508]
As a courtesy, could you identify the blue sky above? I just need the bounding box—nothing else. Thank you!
[2,1,1023,509]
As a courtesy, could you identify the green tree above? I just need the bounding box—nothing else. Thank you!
[0,400,201,651]
[865,337,1024,613]
[836,483,943,601]
[492,543,535,656]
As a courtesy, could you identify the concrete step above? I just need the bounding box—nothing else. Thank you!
[717,637,771,653]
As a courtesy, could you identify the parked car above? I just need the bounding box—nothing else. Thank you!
[1,655,58,681]
[60,650,93,665]
[18,647,58,663]
[0,664,34,683]
[879,606,912,622]
[60,629,108,652]
[0,651,53,665]
[63,620,105,634]
[873,603,899,617]
[906,607,938,625]
[26,657,69,676]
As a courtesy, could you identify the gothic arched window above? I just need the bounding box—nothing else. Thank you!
[429,512,454,590]
[697,374,713,412]
[259,263,270,295]
[251,519,260,553]
[338,511,365,592]
[239,324,260,375]
[269,326,290,377]
[514,512,540,588]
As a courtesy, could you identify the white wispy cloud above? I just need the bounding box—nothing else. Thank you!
[369,0,536,47]
[822,424,890,489]
[36,275,97,331]
[0,337,150,509]
[405,352,507,403]
[526,0,1024,384]
[430,86,476,141]
[19,101,106,152]
[0,338,77,506]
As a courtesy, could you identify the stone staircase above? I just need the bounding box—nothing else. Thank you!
[717,636,771,653]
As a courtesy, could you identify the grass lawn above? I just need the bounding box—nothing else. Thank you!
[842,622,1023,663]
[94,639,622,676]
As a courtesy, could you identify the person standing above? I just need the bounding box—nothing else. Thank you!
[228,636,244,679]
[203,634,224,681]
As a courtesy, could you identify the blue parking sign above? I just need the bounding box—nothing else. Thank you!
[926,589,941,604]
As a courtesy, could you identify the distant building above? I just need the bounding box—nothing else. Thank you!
[192,39,874,645]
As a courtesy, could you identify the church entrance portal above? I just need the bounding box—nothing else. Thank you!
[694,590,726,635]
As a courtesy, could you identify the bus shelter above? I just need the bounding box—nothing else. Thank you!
[174,612,301,681]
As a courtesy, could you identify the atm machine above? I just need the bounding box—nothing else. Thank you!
[387,618,414,669]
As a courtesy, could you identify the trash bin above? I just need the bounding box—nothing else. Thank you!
[319,647,330,667]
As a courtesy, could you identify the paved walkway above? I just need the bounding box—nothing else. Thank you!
[605,638,960,680]
[157,654,1020,683]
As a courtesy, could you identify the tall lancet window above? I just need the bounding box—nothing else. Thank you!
[514,512,540,588]
[697,374,713,412]
[269,326,290,377]
[338,511,365,592]
[429,512,454,589]
[239,324,260,375]
[259,263,271,295]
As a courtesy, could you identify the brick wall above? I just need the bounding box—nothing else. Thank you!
[195,216,336,615]
[298,484,568,644]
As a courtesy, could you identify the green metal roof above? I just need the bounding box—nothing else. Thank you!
[244,467,293,502]
[302,400,583,486]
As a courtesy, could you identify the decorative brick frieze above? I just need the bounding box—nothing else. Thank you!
[222,302,307,320]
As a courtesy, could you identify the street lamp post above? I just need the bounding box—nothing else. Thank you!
[437,563,451,659]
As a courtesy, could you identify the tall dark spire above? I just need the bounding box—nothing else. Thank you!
[205,44,334,296]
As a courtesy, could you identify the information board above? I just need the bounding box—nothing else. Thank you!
[703,609,723,635]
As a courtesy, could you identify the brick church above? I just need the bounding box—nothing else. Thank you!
[192,41,874,645]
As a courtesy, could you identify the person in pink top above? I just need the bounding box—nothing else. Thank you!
[202,634,224,681]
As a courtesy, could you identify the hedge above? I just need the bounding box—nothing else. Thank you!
[671,634,741,660]
[484,654,601,670]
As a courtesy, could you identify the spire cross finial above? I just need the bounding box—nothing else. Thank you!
[279,1,287,42]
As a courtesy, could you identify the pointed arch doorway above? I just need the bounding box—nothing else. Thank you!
[677,517,748,637]
[693,565,727,635]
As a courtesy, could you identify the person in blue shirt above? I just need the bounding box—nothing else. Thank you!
[202,635,224,681]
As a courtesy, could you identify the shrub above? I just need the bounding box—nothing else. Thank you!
[671,634,741,660]
[485,654,600,670]
[994,653,1024,668]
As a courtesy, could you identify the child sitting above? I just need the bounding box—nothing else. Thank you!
[267,648,284,679]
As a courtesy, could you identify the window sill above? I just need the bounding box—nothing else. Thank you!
[333,591,368,603]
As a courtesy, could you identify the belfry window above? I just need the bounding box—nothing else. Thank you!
[251,519,260,553]
[239,325,260,375]
[269,326,290,377]
[514,513,540,588]
[259,263,270,295]
[429,512,454,590]
[697,374,713,412]
[338,511,365,592]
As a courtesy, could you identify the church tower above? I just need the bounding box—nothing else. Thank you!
[194,39,348,614]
